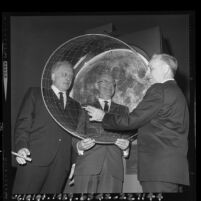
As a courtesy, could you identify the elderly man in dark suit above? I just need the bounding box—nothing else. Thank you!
[85,54,189,193]
[12,61,81,194]
[71,73,130,193]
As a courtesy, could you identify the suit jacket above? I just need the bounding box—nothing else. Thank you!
[103,80,189,185]
[14,87,80,169]
[72,100,129,181]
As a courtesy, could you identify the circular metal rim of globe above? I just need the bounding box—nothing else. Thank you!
[41,34,146,144]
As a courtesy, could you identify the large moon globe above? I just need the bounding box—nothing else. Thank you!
[41,34,151,144]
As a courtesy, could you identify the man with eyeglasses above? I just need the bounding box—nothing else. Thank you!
[71,73,130,193]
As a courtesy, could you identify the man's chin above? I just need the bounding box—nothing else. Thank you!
[62,85,70,91]
[105,92,113,97]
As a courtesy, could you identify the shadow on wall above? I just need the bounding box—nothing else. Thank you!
[163,36,195,198]
[162,37,188,98]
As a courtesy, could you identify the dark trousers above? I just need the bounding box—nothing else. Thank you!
[12,148,69,194]
[140,181,182,193]
[73,159,123,193]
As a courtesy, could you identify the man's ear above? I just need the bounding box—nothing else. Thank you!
[163,64,170,75]
[51,73,55,81]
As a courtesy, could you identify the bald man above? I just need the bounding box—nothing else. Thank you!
[85,54,189,193]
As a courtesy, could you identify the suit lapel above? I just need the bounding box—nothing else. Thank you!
[49,88,65,112]
[92,100,102,110]
[109,102,118,113]
[110,102,115,112]
[92,100,117,112]
[64,92,70,111]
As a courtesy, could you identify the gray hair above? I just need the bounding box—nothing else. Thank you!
[51,60,73,74]
[152,53,178,76]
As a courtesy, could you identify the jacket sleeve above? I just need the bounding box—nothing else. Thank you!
[71,145,78,164]
[103,84,163,131]
[14,87,36,152]
[72,108,87,153]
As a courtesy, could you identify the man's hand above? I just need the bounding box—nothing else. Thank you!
[115,139,130,150]
[68,163,75,186]
[83,106,105,121]
[77,138,95,151]
[16,148,32,165]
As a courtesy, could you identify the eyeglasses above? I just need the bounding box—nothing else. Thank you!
[97,80,114,86]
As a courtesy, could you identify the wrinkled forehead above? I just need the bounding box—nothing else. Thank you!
[98,74,114,83]
[56,64,73,74]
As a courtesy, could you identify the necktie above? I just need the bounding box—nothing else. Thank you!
[59,92,64,110]
[104,101,109,112]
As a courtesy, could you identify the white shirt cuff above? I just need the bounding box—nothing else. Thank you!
[123,148,129,158]
[76,142,84,155]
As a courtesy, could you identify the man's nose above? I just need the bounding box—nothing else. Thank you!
[65,77,71,81]
[103,86,112,90]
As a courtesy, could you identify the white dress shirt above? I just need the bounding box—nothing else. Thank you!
[98,98,111,111]
[51,85,67,108]
[77,98,129,157]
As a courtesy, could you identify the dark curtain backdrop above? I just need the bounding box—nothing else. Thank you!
[11,14,191,138]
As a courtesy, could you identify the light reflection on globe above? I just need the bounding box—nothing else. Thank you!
[71,48,150,112]
[41,34,151,144]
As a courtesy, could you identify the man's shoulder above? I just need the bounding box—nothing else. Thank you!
[163,81,186,101]
[146,83,164,96]
[68,96,81,107]
[112,102,128,111]
[150,82,163,90]
[25,86,41,97]
[26,86,40,91]
[112,101,126,107]
[163,80,179,91]
[151,80,177,91]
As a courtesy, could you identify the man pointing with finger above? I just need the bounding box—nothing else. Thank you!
[85,54,190,193]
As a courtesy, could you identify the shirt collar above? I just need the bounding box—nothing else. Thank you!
[98,98,111,104]
[51,85,65,98]
[161,78,175,83]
